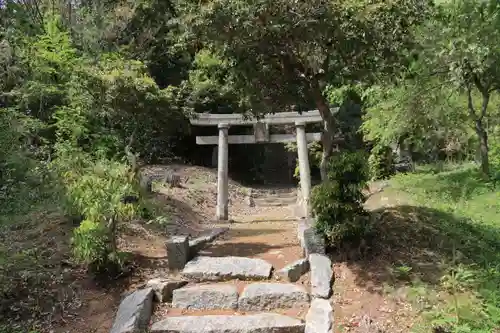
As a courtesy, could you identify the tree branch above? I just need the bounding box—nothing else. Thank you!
[466,85,478,122]
[480,90,490,121]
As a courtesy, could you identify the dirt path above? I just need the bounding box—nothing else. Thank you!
[53,165,303,333]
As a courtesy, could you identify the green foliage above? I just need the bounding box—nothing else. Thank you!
[181,0,431,119]
[2,15,173,274]
[391,165,500,332]
[53,144,139,271]
[310,151,370,246]
[368,145,395,180]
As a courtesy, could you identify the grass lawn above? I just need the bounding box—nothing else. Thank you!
[387,163,500,332]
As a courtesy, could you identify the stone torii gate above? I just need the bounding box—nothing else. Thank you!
[190,110,323,221]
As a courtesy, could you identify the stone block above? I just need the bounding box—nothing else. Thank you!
[188,227,228,258]
[166,236,190,270]
[297,218,325,257]
[238,283,309,311]
[172,284,238,310]
[309,254,333,299]
[110,288,154,333]
[305,298,334,333]
[276,258,309,282]
[181,256,273,281]
[145,278,188,303]
[150,313,305,333]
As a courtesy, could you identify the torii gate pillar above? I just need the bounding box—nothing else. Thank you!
[295,121,312,217]
[216,123,229,220]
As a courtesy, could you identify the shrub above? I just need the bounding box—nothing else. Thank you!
[310,151,371,247]
[53,145,140,273]
[368,144,395,180]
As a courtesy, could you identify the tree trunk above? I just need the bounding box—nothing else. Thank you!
[467,87,490,178]
[310,80,335,181]
[475,120,489,177]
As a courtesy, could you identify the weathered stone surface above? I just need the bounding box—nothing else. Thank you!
[238,283,309,311]
[276,259,309,282]
[298,219,325,257]
[189,227,229,258]
[145,278,188,303]
[166,236,190,270]
[309,254,333,299]
[110,288,154,333]
[181,256,273,281]
[305,298,334,333]
[150,313,305,333]
[172,284,238,310]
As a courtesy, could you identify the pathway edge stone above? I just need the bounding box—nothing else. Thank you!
[305,298,334,333]
[309,253,334,299]
[109,287,154,333]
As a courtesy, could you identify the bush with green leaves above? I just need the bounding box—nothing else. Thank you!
[53,144,140,273]
[368,144,396,180]
[310,151,371,247]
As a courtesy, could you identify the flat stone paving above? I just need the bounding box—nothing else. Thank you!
[172,284,238,310]
[181,256,273,281]
[150,313,305,333]
[238,283,310,311]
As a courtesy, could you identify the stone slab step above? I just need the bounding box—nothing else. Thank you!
[181,256,273,281]
[172,284,238,310]
[238,283,310,311]
[253,197,297,206]
[150,313,305,333]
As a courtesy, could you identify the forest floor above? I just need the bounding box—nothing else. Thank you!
[2,163,499,333]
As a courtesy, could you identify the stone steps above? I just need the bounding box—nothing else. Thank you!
[172,284,239,310]
[171,282,310,312]
[238,283,309,311]
[253,196,297,207]
[150,313,305,333]
[181,256,273,281]
[111,216,335,333]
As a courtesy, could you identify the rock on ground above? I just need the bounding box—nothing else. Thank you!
[238,283,309,311]
[150,313,305,333]
[181,256,273,281]
[145,279,188,303]
[309,254,333,299]
[110,288,154,333]
[172,284,238,310]
[276,258,309,282]
[305,298,334,333]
